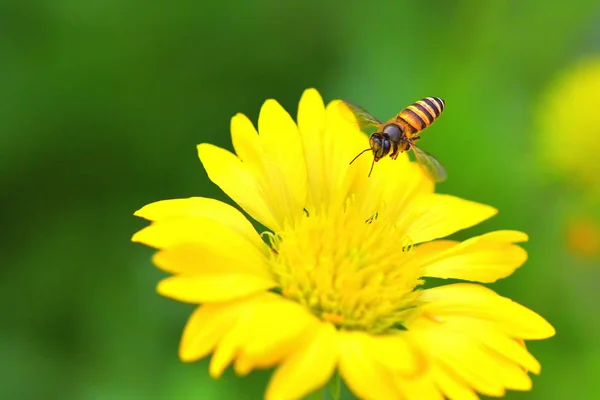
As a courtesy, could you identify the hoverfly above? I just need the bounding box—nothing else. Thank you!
[341,97,447,182]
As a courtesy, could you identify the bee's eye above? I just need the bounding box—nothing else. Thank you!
[370,135,381,148]
[383,139,391,154]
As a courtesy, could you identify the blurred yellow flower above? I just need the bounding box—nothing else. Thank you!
[537,57,600,196]
[132,89,555,400]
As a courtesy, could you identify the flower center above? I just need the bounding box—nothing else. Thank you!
[267,202,424,334]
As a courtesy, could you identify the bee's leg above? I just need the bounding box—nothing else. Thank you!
[389,143,400,160]
[412,135,421,142]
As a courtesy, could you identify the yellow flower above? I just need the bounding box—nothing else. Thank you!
[132,89,555,400]
[536,57,600,196]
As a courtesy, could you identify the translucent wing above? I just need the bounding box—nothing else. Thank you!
[339,101,382,131]
[410,144,447,183]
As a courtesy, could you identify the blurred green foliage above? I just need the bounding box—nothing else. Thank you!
[2,0,599,399]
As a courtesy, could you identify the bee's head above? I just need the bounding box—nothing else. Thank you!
[369,133,391,161]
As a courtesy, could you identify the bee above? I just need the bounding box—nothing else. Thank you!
[341,97,448,182]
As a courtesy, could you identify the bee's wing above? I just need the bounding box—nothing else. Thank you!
[339,101,382,131]
[410,144,447,183]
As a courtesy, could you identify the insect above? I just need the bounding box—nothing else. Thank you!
[341,97,448,182]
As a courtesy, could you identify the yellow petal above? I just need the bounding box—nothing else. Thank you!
[207,293,276,378]
[475,230,529,243]
[338,331,402,400]
[132,216,267,262]
[198,143,279,230]
[418,230,529,283]
[297,88,327,210]
[414,240,457,256]
[157,273,275,303]
[368,160,434,222]
[401,194,498,244]
[416,314,541,375]
[353,332,426,377]
[411,311,540,394]
[230,113,262,164]
[470,319,541,374]
[419,322,535,393]
[431,364,480,400]
[257,99,307,225]
[321,100,371,209]
[298,88,325,136]
[417,284,556,339]
[486,352,533,391]
[179,299,250,363]
[410,317,508,397]
[396,374,445,400]
[153,242,271,277]
[233,300,319,375]
[265,323,338,400]
[229,113,280,211]
[335,149,431,225]
[133,197,264,250]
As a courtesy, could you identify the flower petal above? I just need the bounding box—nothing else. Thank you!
[431,364,480,400]
[367,159,434,222]
[417,284,556,340]
[233,300,320,375]
[133,197,262,248]
[410,316,531,397]
[157,273,275,303]
[230,112,262,165]
[401,194,498,244]
[198,143,279,230]
[355,332,426,377]
[418,230,529,283]
[320,99,372,210]
[152,242,271,277]
[153,238,275,304]
[265,322,338,400]
[457,316,541,374]
[179,298,252,363]
[131,215,267,260]
[257,99,307,225]
[297,88,327,210]
[325,99,372,172]
[395,374,445,400]
[414,313,541,375]
[207,293,280,377]
[338,331,403,400]
[298,89,325,137]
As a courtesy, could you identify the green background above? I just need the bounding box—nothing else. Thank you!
[2,1,599,399]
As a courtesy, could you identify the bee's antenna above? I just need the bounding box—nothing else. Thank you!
[368,156,375,177]
[349,148,372,165]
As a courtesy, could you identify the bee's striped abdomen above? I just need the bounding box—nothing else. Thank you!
[397,97,445,134]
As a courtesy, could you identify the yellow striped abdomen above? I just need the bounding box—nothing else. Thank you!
[397,97,445,136]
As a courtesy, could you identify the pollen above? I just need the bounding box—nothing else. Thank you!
[268,200,424,334]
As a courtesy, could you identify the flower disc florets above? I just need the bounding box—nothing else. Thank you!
[269,199,423,334]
